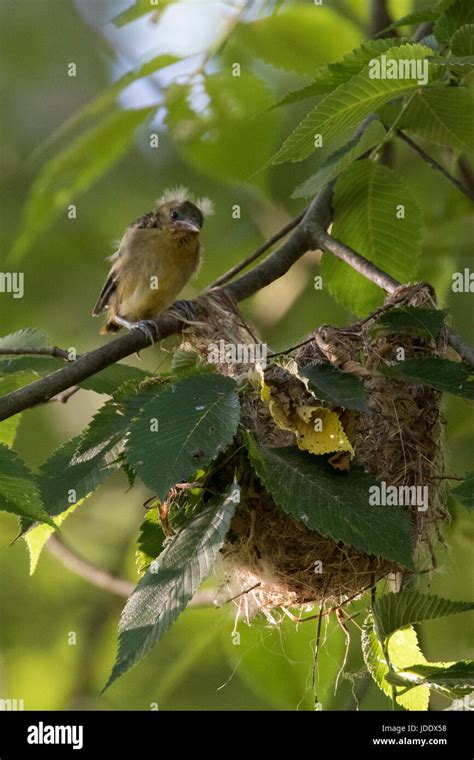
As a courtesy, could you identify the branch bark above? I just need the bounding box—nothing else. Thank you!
[0,172,473,422]
[46,534,214,606]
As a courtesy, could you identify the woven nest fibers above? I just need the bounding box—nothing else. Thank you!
[187,285,449,615]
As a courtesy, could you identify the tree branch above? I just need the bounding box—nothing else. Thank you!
[0,346,72,360]
[46,534,214,606]
[397,130,474,202]
[210,207,307,288]
[0,168,473,422]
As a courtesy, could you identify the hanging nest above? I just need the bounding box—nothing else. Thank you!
[180,284,450,617]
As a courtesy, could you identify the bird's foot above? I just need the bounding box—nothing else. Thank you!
[134,319,159,345]
[113,315,158,345]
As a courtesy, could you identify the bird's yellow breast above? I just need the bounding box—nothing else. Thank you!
[114,227,201,321]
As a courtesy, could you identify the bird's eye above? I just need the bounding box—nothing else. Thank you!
[170,209,179,220]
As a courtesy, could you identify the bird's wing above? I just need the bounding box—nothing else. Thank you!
[92,268,118,316]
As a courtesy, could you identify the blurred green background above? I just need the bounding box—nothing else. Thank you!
[0,0,472,710]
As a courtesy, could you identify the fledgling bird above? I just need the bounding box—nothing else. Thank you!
[92,187,214,342]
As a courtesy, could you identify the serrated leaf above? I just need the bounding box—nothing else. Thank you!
[0,353,150,395]
[0,328,50,349]
[0,445,51,524]
[79,364,152,395]
[126,373,240,501]
[292,119,386,198]
[272,38,410,110]
[395,661,474,697]
[135,509,165,577]
[378,357,474,400]
[451,24,474,54]
[362,613,430,710]
[0,373,31,447]
[246,438,415,569]
[23,387,162,570]
[232,6,361,75]
[170,349,202,374]
[321,160,422,316]
[269,44,434,165]
[23,504,77,575]
[373,307,447,339]
[399,88,474,153]
[10,107,154,262]
[373,591,474,641]
[451,473,474,510]
[105,483,239,689]
[434,0,474,44]
[299,363,368,411]
[36,436,117,519]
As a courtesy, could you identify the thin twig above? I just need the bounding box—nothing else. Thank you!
[50,385,81,404]
[0,346,72,360]
[46,534,214,606]
[0,176,473,421]
[397,130,474,202]
[210,208,307,288]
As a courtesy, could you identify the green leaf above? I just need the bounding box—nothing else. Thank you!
[170,349,203,374]
[373,591,474,641]
[79,364,152,395]
[35,387,150,518]
[269,43,434,165]
[166,72,279,184]
[246,438,415,569]
[232,5,362,75]
[0,352,150,395]
[387,9,441,30]
[0,374,31,447]
[271,38,410,110]
[321,160,422,316]
[362,613,430,710]
[0,328,50,349]
[105,483,239,690]
[398,88,474,153]
[126,372,240,501]
[299,362,368,411]
[23,387,163,570]
[112,0,176,27]
[292,119,386,198]
[135,508,165,576]
[450,24,474,55]
[10,107,154,262]
[451,472,474,510]
[378,357,474,400]
[0,445,51,524]
[393,661,474,696]
[434,0,474,44]
[23,504,77,575]
[372,307,447,339]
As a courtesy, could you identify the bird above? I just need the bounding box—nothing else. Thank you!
[92,187,213,343]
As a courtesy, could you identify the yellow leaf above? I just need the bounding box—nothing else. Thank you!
[261,378,353,456]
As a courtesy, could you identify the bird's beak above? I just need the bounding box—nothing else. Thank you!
[173,220,200,234]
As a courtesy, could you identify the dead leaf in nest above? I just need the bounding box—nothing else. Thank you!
[261,381,354,457]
